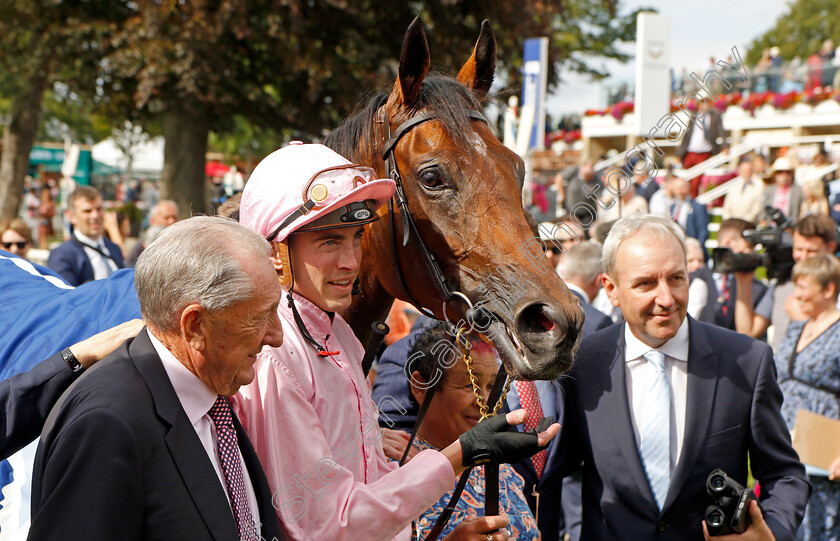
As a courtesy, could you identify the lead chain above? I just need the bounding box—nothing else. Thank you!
[456,327,512,420]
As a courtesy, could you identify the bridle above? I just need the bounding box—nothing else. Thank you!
[378,106,511,541]
[379,107,486,322]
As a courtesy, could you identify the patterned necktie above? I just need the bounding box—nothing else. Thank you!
[638,350,671,510]
[208,396,258,541]
[517,380,548,477]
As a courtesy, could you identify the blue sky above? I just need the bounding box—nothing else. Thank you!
[546,0,793,117]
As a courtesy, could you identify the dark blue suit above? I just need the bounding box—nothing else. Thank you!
[558,319,809,540]
[0,353,76,460]
[676,199,709,249]
[570,289,612,337]
[47,237,124,286]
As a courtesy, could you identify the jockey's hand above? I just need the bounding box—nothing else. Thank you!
[459,409,559,468]
[702,500,776,541]
[381,428,417,462]
[443,514,510,541]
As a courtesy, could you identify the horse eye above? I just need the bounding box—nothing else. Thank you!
[419,169,445,190]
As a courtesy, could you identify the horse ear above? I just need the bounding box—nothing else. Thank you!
[457,19,496,100]
[393,16,430,109]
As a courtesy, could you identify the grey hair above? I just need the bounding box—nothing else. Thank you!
[684,237,703,252]
[135,216,272,332]
[602,214,686,277]
[560,241,603,283]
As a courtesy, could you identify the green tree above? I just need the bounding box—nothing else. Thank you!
[746,0,840,64]
[1,1,644,220]
[0,0,132,221]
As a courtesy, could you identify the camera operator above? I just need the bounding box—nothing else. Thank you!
[768,215,838,350]
[713,219,772,339]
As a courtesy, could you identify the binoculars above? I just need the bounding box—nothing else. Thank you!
[704,469,761,535]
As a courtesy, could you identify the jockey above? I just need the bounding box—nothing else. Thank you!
[233,142,558,541]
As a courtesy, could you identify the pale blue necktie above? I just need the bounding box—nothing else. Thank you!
[638,349,670,510]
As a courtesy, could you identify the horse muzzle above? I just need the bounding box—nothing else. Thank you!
[472,302,582,380]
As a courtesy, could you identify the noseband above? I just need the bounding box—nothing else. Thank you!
[379,107,487,320]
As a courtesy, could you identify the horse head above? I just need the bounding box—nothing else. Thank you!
[328,18,583,380]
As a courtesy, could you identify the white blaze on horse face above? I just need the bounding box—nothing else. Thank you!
[468,131,488,157]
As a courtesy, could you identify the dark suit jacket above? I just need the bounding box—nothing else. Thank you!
[0,353,76,460]
[28,330,285,541]
[715,276,767,331]
[677,199,709,249]
[570,289,613,338]
[558,319,809,541]
[676,108,727,158]
[46,237,125,286]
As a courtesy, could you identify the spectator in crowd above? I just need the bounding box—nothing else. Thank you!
[799,178,829,218]
[223,166,246,197]
[538,218,583,272]
[630,167,659,202]
[28,217,288,541]
[556,214,809,540]
[686,237,718,323]
[714,219,771,338]
[403,323,541,540]
[599,172,648,224]
[769,46,783,93]
[753,153,769,179]
[764,157,803,222]
[559,240,613,338]
[232,143,557,540]
[36,187,55,250]
[820,39,837,88]
[775,254,840,539]
[722,155,766,222]
[648,172,677,217]
[770,214,838,351]
[670,175,709,251]
[564,161,603,223]
[676,105,727,198]
[125,200,179,267]
[46,186,124,286]
[0,219,34,260]
[0,319,142,461]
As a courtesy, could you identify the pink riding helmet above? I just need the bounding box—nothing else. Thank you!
[240,142,395,243]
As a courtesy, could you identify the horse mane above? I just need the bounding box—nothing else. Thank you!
[325,74,487,163]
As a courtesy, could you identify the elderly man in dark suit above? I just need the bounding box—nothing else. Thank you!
[29,216,286,541]
[557,214,809,540]
[46,185,124,286]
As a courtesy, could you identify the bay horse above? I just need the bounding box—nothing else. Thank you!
[327,18,583,380]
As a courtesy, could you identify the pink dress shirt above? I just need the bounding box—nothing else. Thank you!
[232,292,455,541]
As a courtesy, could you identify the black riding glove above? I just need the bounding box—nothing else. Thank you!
[459,414,554,467]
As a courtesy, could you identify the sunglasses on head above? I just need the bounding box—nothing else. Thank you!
[2,241,27,250]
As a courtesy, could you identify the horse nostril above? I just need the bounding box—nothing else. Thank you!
[516,303,566,341]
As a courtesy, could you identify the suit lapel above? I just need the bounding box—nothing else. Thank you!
[663,318,719,511]
[595,331,657,510]
[130,330,239,541]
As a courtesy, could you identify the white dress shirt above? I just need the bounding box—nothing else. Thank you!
[149,331,261,534]
[623,318,690,475]
[74,230,117,280]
